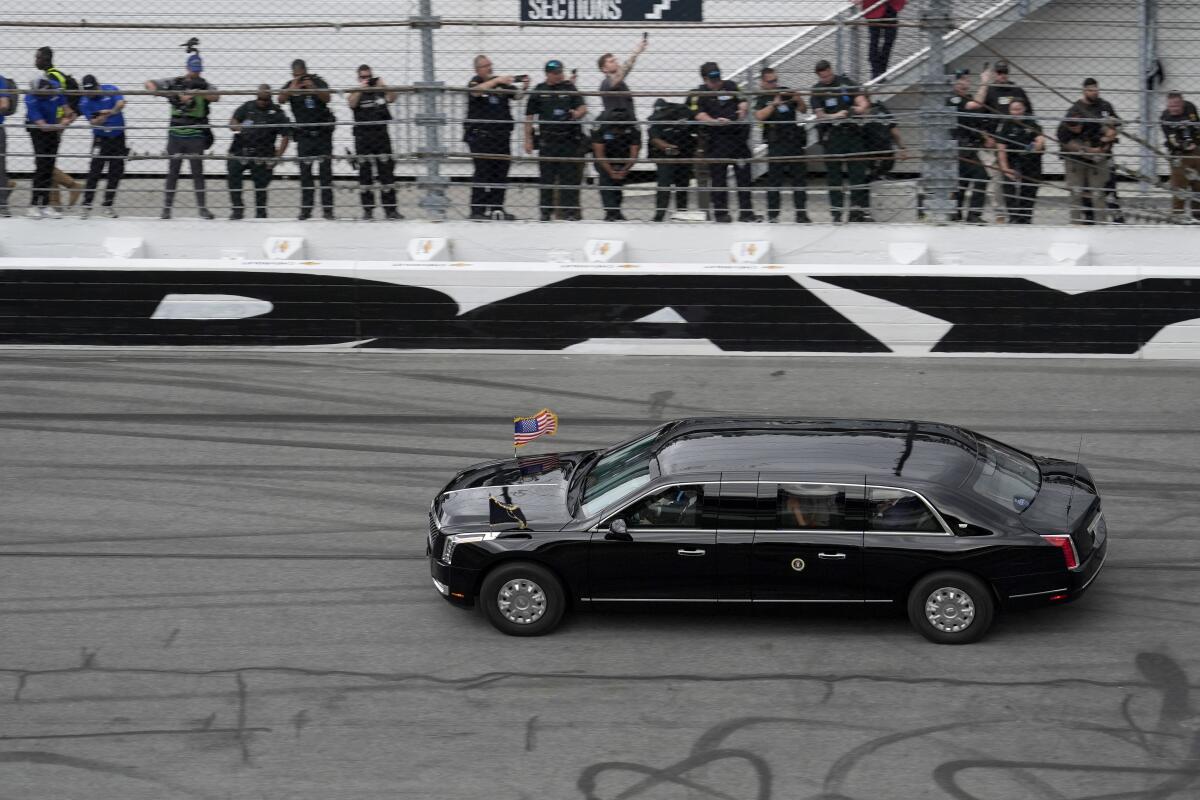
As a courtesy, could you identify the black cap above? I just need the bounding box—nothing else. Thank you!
[814,59,832,73]
[954,68,971,79]
[1083,77,1098,88]
[994,60,1010,73]
[700,61,720,79]
[81,74,98,90]
[544,59,563,73]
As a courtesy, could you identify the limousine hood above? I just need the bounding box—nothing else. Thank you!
[432,451,593,532]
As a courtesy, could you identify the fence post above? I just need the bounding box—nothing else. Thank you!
[1138,0,1157,193]
[835,11,846,74]
[848,9,862,81]
[411,0,449,220]
[920,0,956,223]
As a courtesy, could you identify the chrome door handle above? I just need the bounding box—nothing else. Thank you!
[818,552,846,559]
[677,549,706,556]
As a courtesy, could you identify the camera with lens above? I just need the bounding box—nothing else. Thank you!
[513,74,529,83]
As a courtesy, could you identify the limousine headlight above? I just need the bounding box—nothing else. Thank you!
[442,531,501,565]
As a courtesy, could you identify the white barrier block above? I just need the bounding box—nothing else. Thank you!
[584,239,626,263]
[264,236,305,260]
[889,242,929,265]
[408,237,450,261]
[731,240,771,263]
[1048,242,1090,266]
[151,294,274,320]
[103,237,144,259]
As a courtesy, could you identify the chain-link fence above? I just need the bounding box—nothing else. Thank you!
[0,0,1196,225]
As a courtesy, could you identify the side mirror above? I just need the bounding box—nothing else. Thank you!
[606,518,631,540]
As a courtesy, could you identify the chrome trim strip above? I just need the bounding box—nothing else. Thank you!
[431,576,449,596]
[1008,586,1069,599]
[579,597,893,604]
[1080,547,1108,591]
[441,483,562,496]
[755,599,894,604]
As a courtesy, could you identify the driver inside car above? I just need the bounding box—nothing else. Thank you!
[631,488,699,527]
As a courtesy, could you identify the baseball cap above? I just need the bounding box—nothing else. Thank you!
[700,61,720,79]
[993,60,1009,73]
[544,59,563,73]
[954,68,970,79]
[186,53,204,73]
[814,59,832,73]
[81,74,98,90]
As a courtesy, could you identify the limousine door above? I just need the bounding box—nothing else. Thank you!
[751,480,866,602]
[589,481,720,602]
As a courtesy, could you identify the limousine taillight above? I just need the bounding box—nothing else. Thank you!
[1041,534,1080,570]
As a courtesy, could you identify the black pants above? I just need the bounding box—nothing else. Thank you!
[354,129,396,213]
[956,148,987,218]
[706,135,753,215]
[297,131,334,215]
[538,137,583,218]
[163,135,207,211]
[654,156,691,218]
[868,17,899,79]
[823,128,868,216]
[28,128,61,207]
[597,168,627,214]
[1003,175,1039,224]
[467,129,512,215]
[765,146,807,217]
[228,154,275,216]
[83,135,126,208]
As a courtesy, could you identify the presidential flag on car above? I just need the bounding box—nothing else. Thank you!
[513,408,558,449]
[489,495,528,529]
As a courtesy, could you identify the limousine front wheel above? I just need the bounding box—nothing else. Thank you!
[907,572,995,644]
[480,562,565,636]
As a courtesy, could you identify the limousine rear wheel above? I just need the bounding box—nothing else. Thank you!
[480,562,565,636]
[907,571,994,644]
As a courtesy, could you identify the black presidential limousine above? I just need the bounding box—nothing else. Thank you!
[427,418,1107,643]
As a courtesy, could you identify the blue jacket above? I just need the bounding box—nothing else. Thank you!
[25,75,67,126]
[0,73,15,120]
[79,85,126,137]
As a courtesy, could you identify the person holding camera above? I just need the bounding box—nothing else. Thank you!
[753,66,810,223]
[466,55,526,220]
[348,64,401,221]
[227,84,291,220]
[78,74,126,218]
[145,51,218,220]
[525,60,587,221]
[597,35,647,116]
[279,59,335,221]
[810,59,867,223]
[648,97,696,221]
[690,61,759,223]
[1161,91,1200,222]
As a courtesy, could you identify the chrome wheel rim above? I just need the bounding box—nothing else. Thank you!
[497,578,547,625]
[925,586,976,633]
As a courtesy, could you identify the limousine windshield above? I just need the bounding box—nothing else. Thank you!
[579,430,661,515]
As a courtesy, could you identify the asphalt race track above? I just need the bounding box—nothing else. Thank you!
[1,352,1198,800]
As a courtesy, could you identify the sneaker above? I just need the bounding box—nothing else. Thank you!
[160,209,172,220]
[198,208,214,220]
[229,209,244,221]
[490,210,515,221]
[322,210,336,221]
[362,210,375,221]
[103,206,119,218]
[42,207,62,219]
[653,212,666,222]
[795,211,812,224]
[738,211,763,223]
[26,207,45,219]
[384,209,404,220]
[298,210,312,221]
[255,210,267,219]
[80,206,92,220]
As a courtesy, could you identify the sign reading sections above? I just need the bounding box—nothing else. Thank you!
[520,0,702,22]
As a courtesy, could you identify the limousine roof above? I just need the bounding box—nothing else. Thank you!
[653,418,982,486]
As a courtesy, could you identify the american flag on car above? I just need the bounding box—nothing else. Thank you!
[513,408,558,447]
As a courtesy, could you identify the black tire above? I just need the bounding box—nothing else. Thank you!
[906,571,995,644]
[479,561,566,636]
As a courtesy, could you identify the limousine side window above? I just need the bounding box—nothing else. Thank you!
[777,484,847,530]
[867,488,944,533]
[624,485,706,529]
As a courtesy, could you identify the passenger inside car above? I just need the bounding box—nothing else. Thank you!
[779,484,845,530]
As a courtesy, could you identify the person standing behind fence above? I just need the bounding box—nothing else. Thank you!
[78,74,126,218]
[525,60,587,221]
[648,97,696,221]
[1070,78,1124,223]
[1161,90,1200,222]
[227,85,291,220]
[25,47,77,218]
[994,99,1044,224]
[947,70,988,223]
[465,56,525,221]
[811,59,868,223]
[691,61,759,223]
[145,53,217,220]
[348,64,402,221]
[974,61,1031,223]
[1057,111,1112,225]
[597,36,647,116]
[754,67,810,223]
[863,0,906,80]
[0,69,15,217]
[591,106,640,221]
[858,90,905,217]
[280,60,335,221]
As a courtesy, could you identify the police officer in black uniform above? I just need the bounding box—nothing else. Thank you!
[227,84,292,219]
[810,59,868,222]
[648,97,696,221]
[949,69,988,223]
[348,64,402,221]
[466,55,527,220]
[591,106,641,220]
[690,61,759,223]
[279,59,335,220]
[753,66,810,223]
[524,60,587,221]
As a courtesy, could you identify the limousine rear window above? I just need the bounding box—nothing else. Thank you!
[580,431,659,516]
[971,437,1041,512]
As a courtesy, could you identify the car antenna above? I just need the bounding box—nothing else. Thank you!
[1064,434,1084,525]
